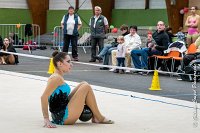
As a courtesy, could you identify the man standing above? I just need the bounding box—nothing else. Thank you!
[61,6,82,61]
[89,6,109,62]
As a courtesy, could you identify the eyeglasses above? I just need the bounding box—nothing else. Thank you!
[4,40,9,41]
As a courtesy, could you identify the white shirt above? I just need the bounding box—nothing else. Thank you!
[124,33,141,53]
[116,43,126,58]
[89,15,108,28]
[61,14,82,35]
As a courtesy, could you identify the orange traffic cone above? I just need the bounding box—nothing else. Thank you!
[149,70,161,91]
[47,58,54,74]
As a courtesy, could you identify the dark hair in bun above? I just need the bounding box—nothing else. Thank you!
[52,51,68,68]
[52,51,59,57]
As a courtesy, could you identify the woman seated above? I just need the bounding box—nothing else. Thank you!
[0,37,19,65]
[41,51,114,128]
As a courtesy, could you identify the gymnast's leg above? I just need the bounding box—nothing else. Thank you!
[64,82,113,125]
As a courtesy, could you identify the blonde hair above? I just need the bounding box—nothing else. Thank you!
[95,6,102,13]
[117,36,124,41]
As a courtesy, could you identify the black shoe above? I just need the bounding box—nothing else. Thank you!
[100,67,109,70]
[95,56,103,63]
[177,69,184,74]
[89,59,96,62]
[113,69,119,73]
[98,59,103,63]
[73,57,79,61]
[95,56,103,60]
[119,70,124,74]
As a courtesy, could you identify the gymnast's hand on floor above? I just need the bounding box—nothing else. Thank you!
[43,118,57,128]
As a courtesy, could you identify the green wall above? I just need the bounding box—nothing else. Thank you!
[47,9,168,32]
[112,9,168,27]
[0,8,168,33]
[0,8,32,24]
[47,10,93,32]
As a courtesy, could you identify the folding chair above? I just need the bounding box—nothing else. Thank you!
[187,43,197,54]
[155,51,180,72]
[171,53,183,72]
[173,43,197,72]
[157,41,187,72]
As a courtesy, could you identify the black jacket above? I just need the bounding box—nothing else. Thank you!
[0,44,19,64]
[153,30,169,52]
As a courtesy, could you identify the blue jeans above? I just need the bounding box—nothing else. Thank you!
[131,48,162,69]
[98,44,113,58]
[103,47,117,65]
[117,57,125,67]
[131,48,149,69]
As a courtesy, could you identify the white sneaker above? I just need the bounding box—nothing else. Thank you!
[125,69,131,73]
[109,68,115,72]
[177,78,183,81]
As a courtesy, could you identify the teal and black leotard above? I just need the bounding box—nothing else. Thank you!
[48,83,71,125]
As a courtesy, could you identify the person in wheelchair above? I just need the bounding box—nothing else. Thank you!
[179,44,200,81]
[183,43,200,69]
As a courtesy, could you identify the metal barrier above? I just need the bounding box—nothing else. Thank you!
[52,26,156,52]
[53,26,91,53]
[0,24,40,47]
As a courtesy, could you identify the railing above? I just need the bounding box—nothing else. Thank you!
[52,26,156,52]
[0,24,40,47]
[53,26,91,52]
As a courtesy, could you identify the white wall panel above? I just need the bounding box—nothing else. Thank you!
[115,0,145,9]
[0,0,28,9]
[49,0,92,10]
[149,0,166,9]
[0,0,166,10]
[78,0,92,9]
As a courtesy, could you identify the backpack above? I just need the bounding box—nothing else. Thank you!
[23,40,37,50]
